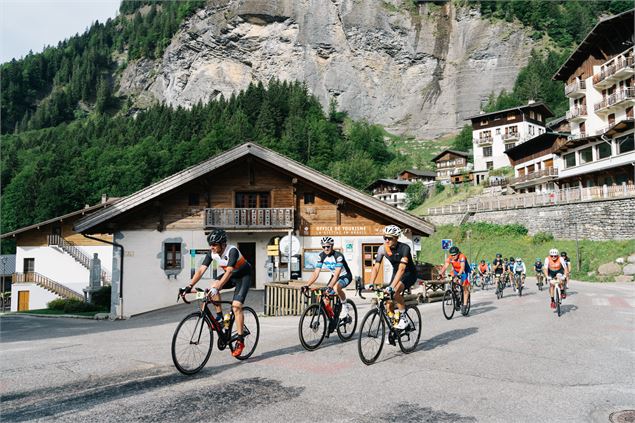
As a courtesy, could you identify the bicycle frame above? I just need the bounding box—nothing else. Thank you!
[178,288,239,345]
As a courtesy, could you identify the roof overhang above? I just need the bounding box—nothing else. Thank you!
[504,133,565,161]
[74,143,435,236]
[465,103,554,121]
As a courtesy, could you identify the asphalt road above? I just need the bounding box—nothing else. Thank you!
[1,280,634,423]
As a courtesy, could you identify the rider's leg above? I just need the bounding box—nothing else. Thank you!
[393,281,406,312]
[232,300,243,336]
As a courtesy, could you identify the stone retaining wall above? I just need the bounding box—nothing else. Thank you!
[425,197,635,240]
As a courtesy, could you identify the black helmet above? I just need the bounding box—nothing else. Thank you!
[449,246,459,255]
[207,229,227,245]
[480,260,485,264]
[509,257,515,261]
[560,251,568,257]
[496,253,502,257]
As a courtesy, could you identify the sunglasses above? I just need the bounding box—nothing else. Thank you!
[322,245,332,249]
[383,236,396,241]
[210,243,221,247]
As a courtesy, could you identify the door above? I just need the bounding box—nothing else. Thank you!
[362,244,383,284]
[18,290,29,311]
[238,242,256,288]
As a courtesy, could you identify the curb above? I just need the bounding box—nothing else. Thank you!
[0,312,105,320]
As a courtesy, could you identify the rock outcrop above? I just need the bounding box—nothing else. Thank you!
[117,0,537,138]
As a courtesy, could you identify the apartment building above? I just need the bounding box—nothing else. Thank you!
[552,9,634,189]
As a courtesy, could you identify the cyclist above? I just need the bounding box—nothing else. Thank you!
[438,246,471,315]
[560,251,571,296]
[544,248,569,309]
[478,260,489,286]
[368,225,417,331]
[507,257,516,288]
[303,236,353,319]
[534,258,544,287]
[512,257,526,290]
[492,254,504,290]
[184,228,251,358]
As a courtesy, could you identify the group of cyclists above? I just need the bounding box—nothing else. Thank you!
[180,225,572,360]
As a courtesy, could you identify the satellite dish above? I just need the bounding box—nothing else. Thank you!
[279,235,300,256]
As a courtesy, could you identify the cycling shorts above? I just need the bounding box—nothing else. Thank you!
[393,272,417,289]
[453,270,470,286]
[336,276,352,289]
[224,273,251,303]
[494,269,503,275]
[547,268,564,280]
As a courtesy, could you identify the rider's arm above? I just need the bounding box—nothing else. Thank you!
[189,264,209,288]
[304,267,321,287]
[391,262,407,288]
[438,256,450,277]
[329,266,343,288]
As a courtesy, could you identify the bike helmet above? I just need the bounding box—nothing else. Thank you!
[516,257,522,262]
[496,253,502,257]
[536,257,542,262]
[383,225,402,238]
[320,236,334,246]
[549,248,559,256]
[480,260,486,264]
[207,228,227,245]
[449,246,459,255]
[560,251,568,257]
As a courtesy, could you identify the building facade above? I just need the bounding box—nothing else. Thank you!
[74,143,434,317]
[367,179,412,210]
[468,102,553,174]
[552,9,634,189]
[431,150,471,183]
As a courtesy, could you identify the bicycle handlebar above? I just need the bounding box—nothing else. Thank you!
[177,287,205,304]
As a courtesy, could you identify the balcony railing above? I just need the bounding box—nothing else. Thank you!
[564,79,586,97]
[568,132,587,141]
[501,133,519,141]
[476,136,493,146]
[510,168,558,185]
[593,54,634,87]
[566,105,587,121]
[205,208,294,229]
[594,87,635,113]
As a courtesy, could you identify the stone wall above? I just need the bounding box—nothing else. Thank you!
[425,197,635,240]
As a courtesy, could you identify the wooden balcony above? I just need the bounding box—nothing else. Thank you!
[204,208,294,230]
[593,53,634,89]
[510,168,558,186]
[476,136,493,146]
[565,79,586,98]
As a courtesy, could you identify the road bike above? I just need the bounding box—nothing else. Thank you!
[514,272,524,297]
[171,287,260,375]
[495,273,505,299]
[536,272,545,291]
[357,286,422,365]
[298,286,358,350]
[548,275,564,317]
[441,275,471,319]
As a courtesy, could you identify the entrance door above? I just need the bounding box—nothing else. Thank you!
[362,244,383,284]
[18,290,29,311]
[238,242,256,288]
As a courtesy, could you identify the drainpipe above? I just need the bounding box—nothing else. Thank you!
[82,233,124,319]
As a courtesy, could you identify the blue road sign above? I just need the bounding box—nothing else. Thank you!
[441,239,453,250]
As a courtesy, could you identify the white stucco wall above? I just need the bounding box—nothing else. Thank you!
[11,283,59,312]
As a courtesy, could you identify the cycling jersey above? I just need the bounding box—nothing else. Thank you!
[202,245,251,277]
[478,264,488,274]
[375,241,417,288]
[534,261,543,272]
[545,256,567,278]
[513,262,526,273]
[492,258,504,274]
[315,250,351,279]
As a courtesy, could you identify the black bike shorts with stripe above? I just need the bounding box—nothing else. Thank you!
[224,273,251,304]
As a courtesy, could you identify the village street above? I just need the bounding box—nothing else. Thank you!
[1,280,634,423]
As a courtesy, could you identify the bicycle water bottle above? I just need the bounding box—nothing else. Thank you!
[223,313,231,329]
[393,310,400,326]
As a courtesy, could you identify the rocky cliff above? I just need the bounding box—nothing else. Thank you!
[117,0,537,138]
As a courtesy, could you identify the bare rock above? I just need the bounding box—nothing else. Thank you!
[598,262,622,276]
[615,257,625,264]
[615,275,634,283]
[623,263,635,276]
[627,254,635,264]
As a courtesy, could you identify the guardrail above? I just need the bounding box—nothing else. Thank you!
[427,184,635,215]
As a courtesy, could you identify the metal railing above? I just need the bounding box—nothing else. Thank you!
[427,184,635,215]
[565,79,586,96]
[566,105,587,120]
[12,272,84,301]
[594,87,635,112]
[477,136,493,146]
[205,208,294,229]
[593,55,634,85]
[501,133,519,141]
[48,235,111,284]
[510,168,558,185]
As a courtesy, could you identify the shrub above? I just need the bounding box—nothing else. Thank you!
[63,299,99,313]
[47,298,67,311]
[532,231,554,244]
[435,182,445,194]
[91,285,111,310]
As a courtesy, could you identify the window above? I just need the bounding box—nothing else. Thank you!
[23,258,35,273]
[608,113,615,126]
[564,153,576,168]
[618,134,634,154]
[51,225,61,236]
[579,147,593,164]
[530,111,535,119]
[188,193,200,206]
[537,113,542,122]
[529,125,534,136]
[303,193,315,204]
[597,142,612,159]
[235,192,270,208]
[480,119,488,126]
[483,146,492,157]
[507,113,516,121]
[495,128,501,135]
[505,143,515,151]
[486,161,493,170]
[164,243,182,270]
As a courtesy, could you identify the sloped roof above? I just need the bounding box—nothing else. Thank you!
[431,149,469,162]
[367,178,412,190]
[0,255,16,276]
[465,102,553,121]
[74,143,434,235]
[399,169,436,178]
[0,199,119,239]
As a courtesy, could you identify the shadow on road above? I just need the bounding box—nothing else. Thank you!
[560,304,578,316]
[419,327,478,351]
[469,306,496,316]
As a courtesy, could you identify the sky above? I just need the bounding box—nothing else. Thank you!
[1,0,121,63]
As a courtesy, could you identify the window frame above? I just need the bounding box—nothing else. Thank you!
[164,242,182,270]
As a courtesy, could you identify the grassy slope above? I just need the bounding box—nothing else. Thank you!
[416,224,635,282]
[412,184,484,215]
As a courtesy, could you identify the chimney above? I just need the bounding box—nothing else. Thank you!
[527,99,535,105]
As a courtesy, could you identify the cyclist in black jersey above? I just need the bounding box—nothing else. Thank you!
[303,236,353,318]
[184,228,252,358]
[368,225,417,330]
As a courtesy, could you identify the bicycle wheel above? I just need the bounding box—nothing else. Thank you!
[442,290,455,320]
[518,278,523,297]
[299,304,327,351]
[337,299,358,341]
[462,292,471,316]
[231,306,260,360]
[171,312,213,375]
[398,305,422,353]
[358,309,385,365]
[555,288,561,317]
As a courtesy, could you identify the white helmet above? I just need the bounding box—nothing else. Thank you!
[516,257,522,262]
[383,225,402,238]
[320,236,334,246]
[549,248,559,256]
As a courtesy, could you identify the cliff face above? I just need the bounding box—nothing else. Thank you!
[117,0,536,138]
